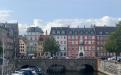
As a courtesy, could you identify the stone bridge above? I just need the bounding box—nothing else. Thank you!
[15,58,98,72]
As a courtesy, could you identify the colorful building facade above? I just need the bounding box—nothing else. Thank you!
[50,26,116,58]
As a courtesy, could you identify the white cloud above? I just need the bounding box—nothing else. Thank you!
[43,16,121,34]
[0,10,13,22]
[18,16,121,35]
[0,11,120,35]
[18,24,30,35]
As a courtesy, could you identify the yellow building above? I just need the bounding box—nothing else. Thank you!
[36,35,49,57]
[19,36,27,56]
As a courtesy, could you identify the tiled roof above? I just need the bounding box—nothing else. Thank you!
[27,27,43,33]
[50,27,69,35]
[50,27,95,35]
[94,26,116,35]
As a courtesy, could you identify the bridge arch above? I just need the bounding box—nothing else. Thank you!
[79,64,94,72]
[15,59,97,72]
[47,64,66,73]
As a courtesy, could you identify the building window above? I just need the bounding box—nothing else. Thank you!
[106,32,109,34]
[57,36,59,39]
[85,41,88,44]
[85,46,87,50]
[92,36,95,39]
[52,30,55,34]
[75,41,78,44]
[72,41,74,44]
[80,36,83,39]
[97,47,100,50]
[88,36,92,39]
[61,41,63,44]
[30,37,32,40]
[57,31,60,34]
[64,41,66,44]
[72,36,74,39]
[64,47,66,50]
[64,36,66,39]
[88,41,91,44]
[62,31,65,34]
[99,32,102,35]
[69,31,72,34]
[68,36,71,39]
[88,46,91,50]
[75,36,78,39]
[85,36,87,39]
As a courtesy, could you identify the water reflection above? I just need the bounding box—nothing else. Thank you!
[47,71,106,75]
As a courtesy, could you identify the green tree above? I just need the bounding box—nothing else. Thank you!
[0,47,3,56]
[43,36,60,56]
[0,41,3,56]
[105,21,121,60]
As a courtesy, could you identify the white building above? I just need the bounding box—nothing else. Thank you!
[50,27,68,56]
[26,27,43,56]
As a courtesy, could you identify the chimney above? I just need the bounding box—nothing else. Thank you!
[46,30,47,35]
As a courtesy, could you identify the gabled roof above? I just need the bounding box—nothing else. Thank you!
[27,27,43,33]
[50,27,69,35]
[94,26,116,35]
[50,27,95,35]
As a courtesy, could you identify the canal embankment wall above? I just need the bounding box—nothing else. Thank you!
[98,59,121,75]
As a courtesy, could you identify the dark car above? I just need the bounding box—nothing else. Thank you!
[23,70,33,75]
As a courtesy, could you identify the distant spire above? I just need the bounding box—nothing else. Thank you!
[46,30,47,35]
[68,25,70,28]
[84,25,85,28]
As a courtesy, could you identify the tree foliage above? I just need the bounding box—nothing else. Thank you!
[43,36,60,54]
[0,41,3,56]
[0,46,3,56]
[105,21,121,56]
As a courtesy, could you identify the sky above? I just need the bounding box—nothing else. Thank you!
[0,0,121,34]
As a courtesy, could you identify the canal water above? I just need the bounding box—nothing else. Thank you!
[47,71,106,75]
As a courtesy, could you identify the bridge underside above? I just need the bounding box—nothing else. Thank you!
[15,59,97,72]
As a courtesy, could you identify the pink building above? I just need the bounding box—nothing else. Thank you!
[51,27,96,59]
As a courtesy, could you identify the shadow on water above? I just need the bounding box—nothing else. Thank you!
[47,71,106,75]
[47,64,106,75]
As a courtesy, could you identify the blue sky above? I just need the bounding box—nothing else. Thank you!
[0,0,121,35]
[0,0,121,23]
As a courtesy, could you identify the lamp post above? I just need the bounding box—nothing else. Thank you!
[2,37,5,75]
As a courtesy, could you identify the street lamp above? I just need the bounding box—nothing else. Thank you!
[1,37,5,75]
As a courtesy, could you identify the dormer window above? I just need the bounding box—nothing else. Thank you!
[106,32,108,34]
[99,32,102,35]
[52,30,55,34]
[75,31,78,35]
[62,31,65,34]
[91,31,93,34]
[57,30,60,34]
[69,31,72,34]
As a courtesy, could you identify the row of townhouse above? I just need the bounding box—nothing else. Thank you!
[0,23,19,61]
[19,27,49,58]
[50,26,116,58]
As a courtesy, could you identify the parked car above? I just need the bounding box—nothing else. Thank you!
[108,56,121,61]
[11,71,23,75]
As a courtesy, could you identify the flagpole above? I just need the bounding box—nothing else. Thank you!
[2,37,5,75]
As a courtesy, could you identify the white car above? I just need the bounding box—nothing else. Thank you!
[108,56,121,61]
[11,71,24,75]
